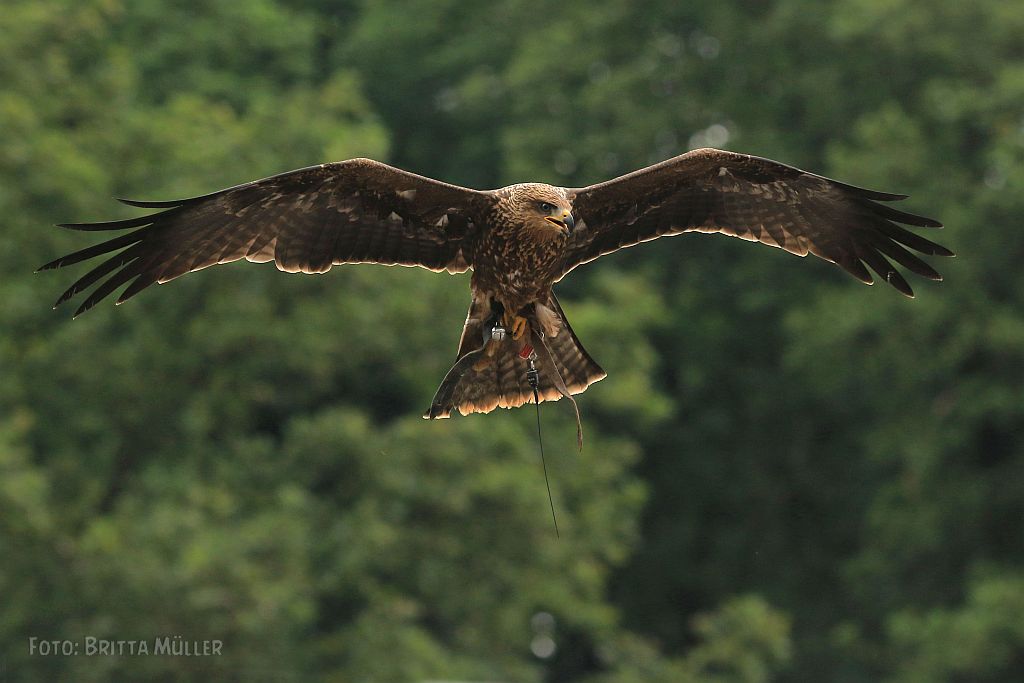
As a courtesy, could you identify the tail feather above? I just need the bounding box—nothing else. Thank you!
[544,294,606,395]
[424,291,606,419]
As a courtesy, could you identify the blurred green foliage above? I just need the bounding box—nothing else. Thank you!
[1,0,1022,680]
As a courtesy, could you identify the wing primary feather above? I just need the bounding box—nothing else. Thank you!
[858,248,914,297]
[836,257,874,285]
[116,270,159,304]
[885,269,914,297]
[825,179,908,201]
[861,200,942,228]
[877,222,955,257]
[72,264,145,318]
[115,184,239,208]
[868,234,943,280]
[37,229,147,271]
[111,162,346,211]
[116,197,188,208]
[56,209,177,232]
[54,248,142,308]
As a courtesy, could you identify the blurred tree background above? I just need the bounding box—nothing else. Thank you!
[1,0,1022,680]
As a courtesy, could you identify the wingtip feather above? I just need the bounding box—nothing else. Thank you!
[38,257,70,271]
[887,271,915,297]
[868,191,909,201]
[833,180,908,201]
[56,214,157,231]
[72,301,93,319]
[115,196,184,208]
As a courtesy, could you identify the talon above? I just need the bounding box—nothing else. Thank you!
[511,315,528,340]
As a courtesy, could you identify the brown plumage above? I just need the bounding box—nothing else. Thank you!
[41,148,953,417]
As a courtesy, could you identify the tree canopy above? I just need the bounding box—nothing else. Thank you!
[2,0,1022,680]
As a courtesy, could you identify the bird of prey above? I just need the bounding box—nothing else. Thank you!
[42,148,952,418]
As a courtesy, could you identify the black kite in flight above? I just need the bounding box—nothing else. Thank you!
[42,148,953,418]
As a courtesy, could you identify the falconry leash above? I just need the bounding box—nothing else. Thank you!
[519,337,558,537]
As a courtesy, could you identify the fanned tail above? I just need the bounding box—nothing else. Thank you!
[423,291,606,419]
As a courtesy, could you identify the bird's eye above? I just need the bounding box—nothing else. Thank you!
[539,202,555,213]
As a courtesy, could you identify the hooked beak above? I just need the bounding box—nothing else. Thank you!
[563,211,575,233]
[545,210,575,233]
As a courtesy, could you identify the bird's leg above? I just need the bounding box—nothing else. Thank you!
[473,307,504,372]
[504,309,530,341]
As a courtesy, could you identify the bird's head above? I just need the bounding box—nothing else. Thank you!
[506,184,575,236]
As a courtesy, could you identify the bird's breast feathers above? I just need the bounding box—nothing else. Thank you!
[470,221,566,305]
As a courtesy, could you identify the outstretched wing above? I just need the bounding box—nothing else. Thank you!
[560,148,954,296]
[42,159,492,316]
